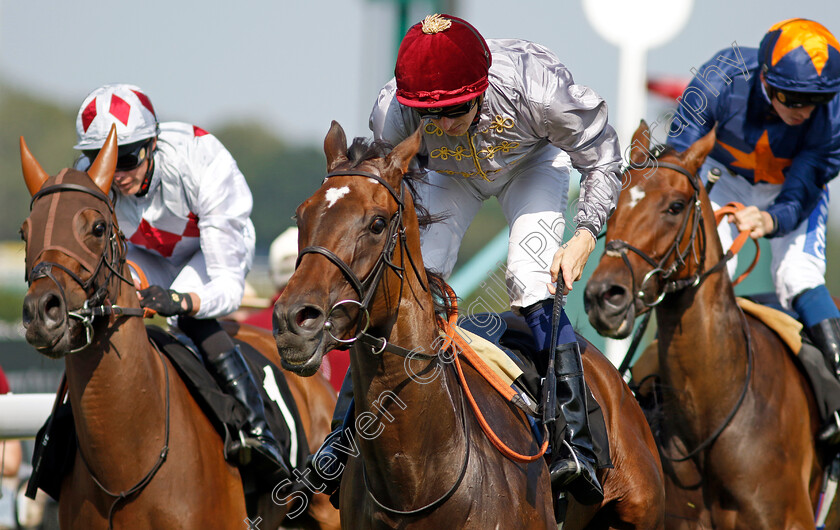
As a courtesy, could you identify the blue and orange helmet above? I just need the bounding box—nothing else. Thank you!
[759,18,840,100]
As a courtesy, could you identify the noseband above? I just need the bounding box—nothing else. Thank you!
[296,170,428,349]
[27,183,144,352]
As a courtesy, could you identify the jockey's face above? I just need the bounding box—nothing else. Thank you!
[770,96,816,126]
[432,106,479,136]
[113,159,149,196]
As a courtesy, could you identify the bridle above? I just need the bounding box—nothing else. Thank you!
[605,160,711,308]
[606,157,753,463]
[296,169,428,352]
[26,182,144,352]
[26,180,170,528]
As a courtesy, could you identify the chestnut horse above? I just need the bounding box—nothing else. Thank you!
[19,128,339,530]
[272,121,665,529]
[584,121,833,528]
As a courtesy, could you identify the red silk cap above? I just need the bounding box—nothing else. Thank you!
[395,14,491,108]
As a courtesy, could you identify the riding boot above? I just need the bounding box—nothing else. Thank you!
[808,318,840,447]
[306,383,355,499]
[207,346,291,480]
[548,341,604,506]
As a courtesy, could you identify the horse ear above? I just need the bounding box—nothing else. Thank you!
[680,128,716,174]
[385,126,422,177]
[20,137,50,196]
[324,120,349,171]
[628,120,651,166]
[87,125,117,195]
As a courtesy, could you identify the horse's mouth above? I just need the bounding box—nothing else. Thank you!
[275,330,333,376]
[27,325,76,359]
[587,299,637,340]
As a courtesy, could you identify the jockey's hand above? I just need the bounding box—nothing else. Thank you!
[138,285,194,317]
[727,206,775,239]
[549,229,596,295]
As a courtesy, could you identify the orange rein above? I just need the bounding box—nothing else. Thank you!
[436,284,549,463]
[126,260,155,318]
[713,202,761,286]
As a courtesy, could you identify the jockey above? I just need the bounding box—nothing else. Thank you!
[309,14,623,506]
[72,83,291,480]
[667,19,840,446]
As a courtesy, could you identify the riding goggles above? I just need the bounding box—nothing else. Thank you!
[772,87,837,108]
[84,138,154,171]
[416,98,479,120]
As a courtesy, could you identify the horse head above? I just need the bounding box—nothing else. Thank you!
[20,126,133,357]
[584,121,716,338]
[273,121,426,375]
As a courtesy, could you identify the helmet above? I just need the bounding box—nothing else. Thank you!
[269,227,299,290]
[759,18,840,94]
[395,14,491,108]
[74,84,159,150]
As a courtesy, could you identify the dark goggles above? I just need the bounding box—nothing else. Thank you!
[416,98,479,120]
[772,87,837,108]
[84,139,153,171]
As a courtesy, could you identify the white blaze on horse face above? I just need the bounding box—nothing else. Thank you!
[325,186,350,208]
[628,186,645,208]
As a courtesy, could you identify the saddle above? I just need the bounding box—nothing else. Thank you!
[29,326,309,501]
[457,312,612,470]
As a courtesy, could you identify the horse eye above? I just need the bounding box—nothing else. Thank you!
[92,221,107,237]
[667,201,685,215]
[370,217,387,234]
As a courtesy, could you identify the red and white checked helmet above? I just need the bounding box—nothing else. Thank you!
[74,84,159,150]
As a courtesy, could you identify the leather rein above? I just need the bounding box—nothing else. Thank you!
[609,160,754,463]
[27,182,169,528]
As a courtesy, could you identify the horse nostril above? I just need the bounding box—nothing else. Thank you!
[40,293,64,326]
[292,304,325,334]
[602,285,629,308]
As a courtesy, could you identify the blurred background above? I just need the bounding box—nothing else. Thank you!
[1,1,840,527]
[1,0,840,382]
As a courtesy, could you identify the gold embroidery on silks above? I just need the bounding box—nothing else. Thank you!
[478,141,520,160]
[430,145,471,161]
[424,122,444,136]
[489,115,515,133]
[437,168,503,179]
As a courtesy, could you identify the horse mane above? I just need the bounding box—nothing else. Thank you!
[346,137,455,320]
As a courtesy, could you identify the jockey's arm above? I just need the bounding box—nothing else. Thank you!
[549,229,596,294]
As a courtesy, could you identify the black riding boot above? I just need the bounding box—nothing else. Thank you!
[306,371,355,498]
[809,318,840,447]
[548,341,604,505]
[208,347,291,479]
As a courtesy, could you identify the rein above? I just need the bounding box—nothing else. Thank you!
[27,183,144,352]
[306,168,546,514]
[76,339,171,529]
[26,180,167,521]
[612,158,757,462]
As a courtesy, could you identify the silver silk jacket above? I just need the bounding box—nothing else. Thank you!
[369,38,622,238]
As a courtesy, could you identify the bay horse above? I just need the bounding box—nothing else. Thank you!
[272,121,666,529]
[19,128,340,530]
[584,121,831,528]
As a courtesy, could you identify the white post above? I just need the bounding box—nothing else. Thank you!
[582,0,694,367]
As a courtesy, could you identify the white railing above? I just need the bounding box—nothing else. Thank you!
[0,394,55,439]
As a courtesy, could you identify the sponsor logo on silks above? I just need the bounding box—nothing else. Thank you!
[804,186,829,259]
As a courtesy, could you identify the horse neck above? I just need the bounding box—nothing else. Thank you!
[350,231,466,506]
[654,218,749,416]
[64,271,167,483]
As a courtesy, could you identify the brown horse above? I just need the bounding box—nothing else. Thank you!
[584,121,832,528]
[19,128,340,530]
[272,121,666,529]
